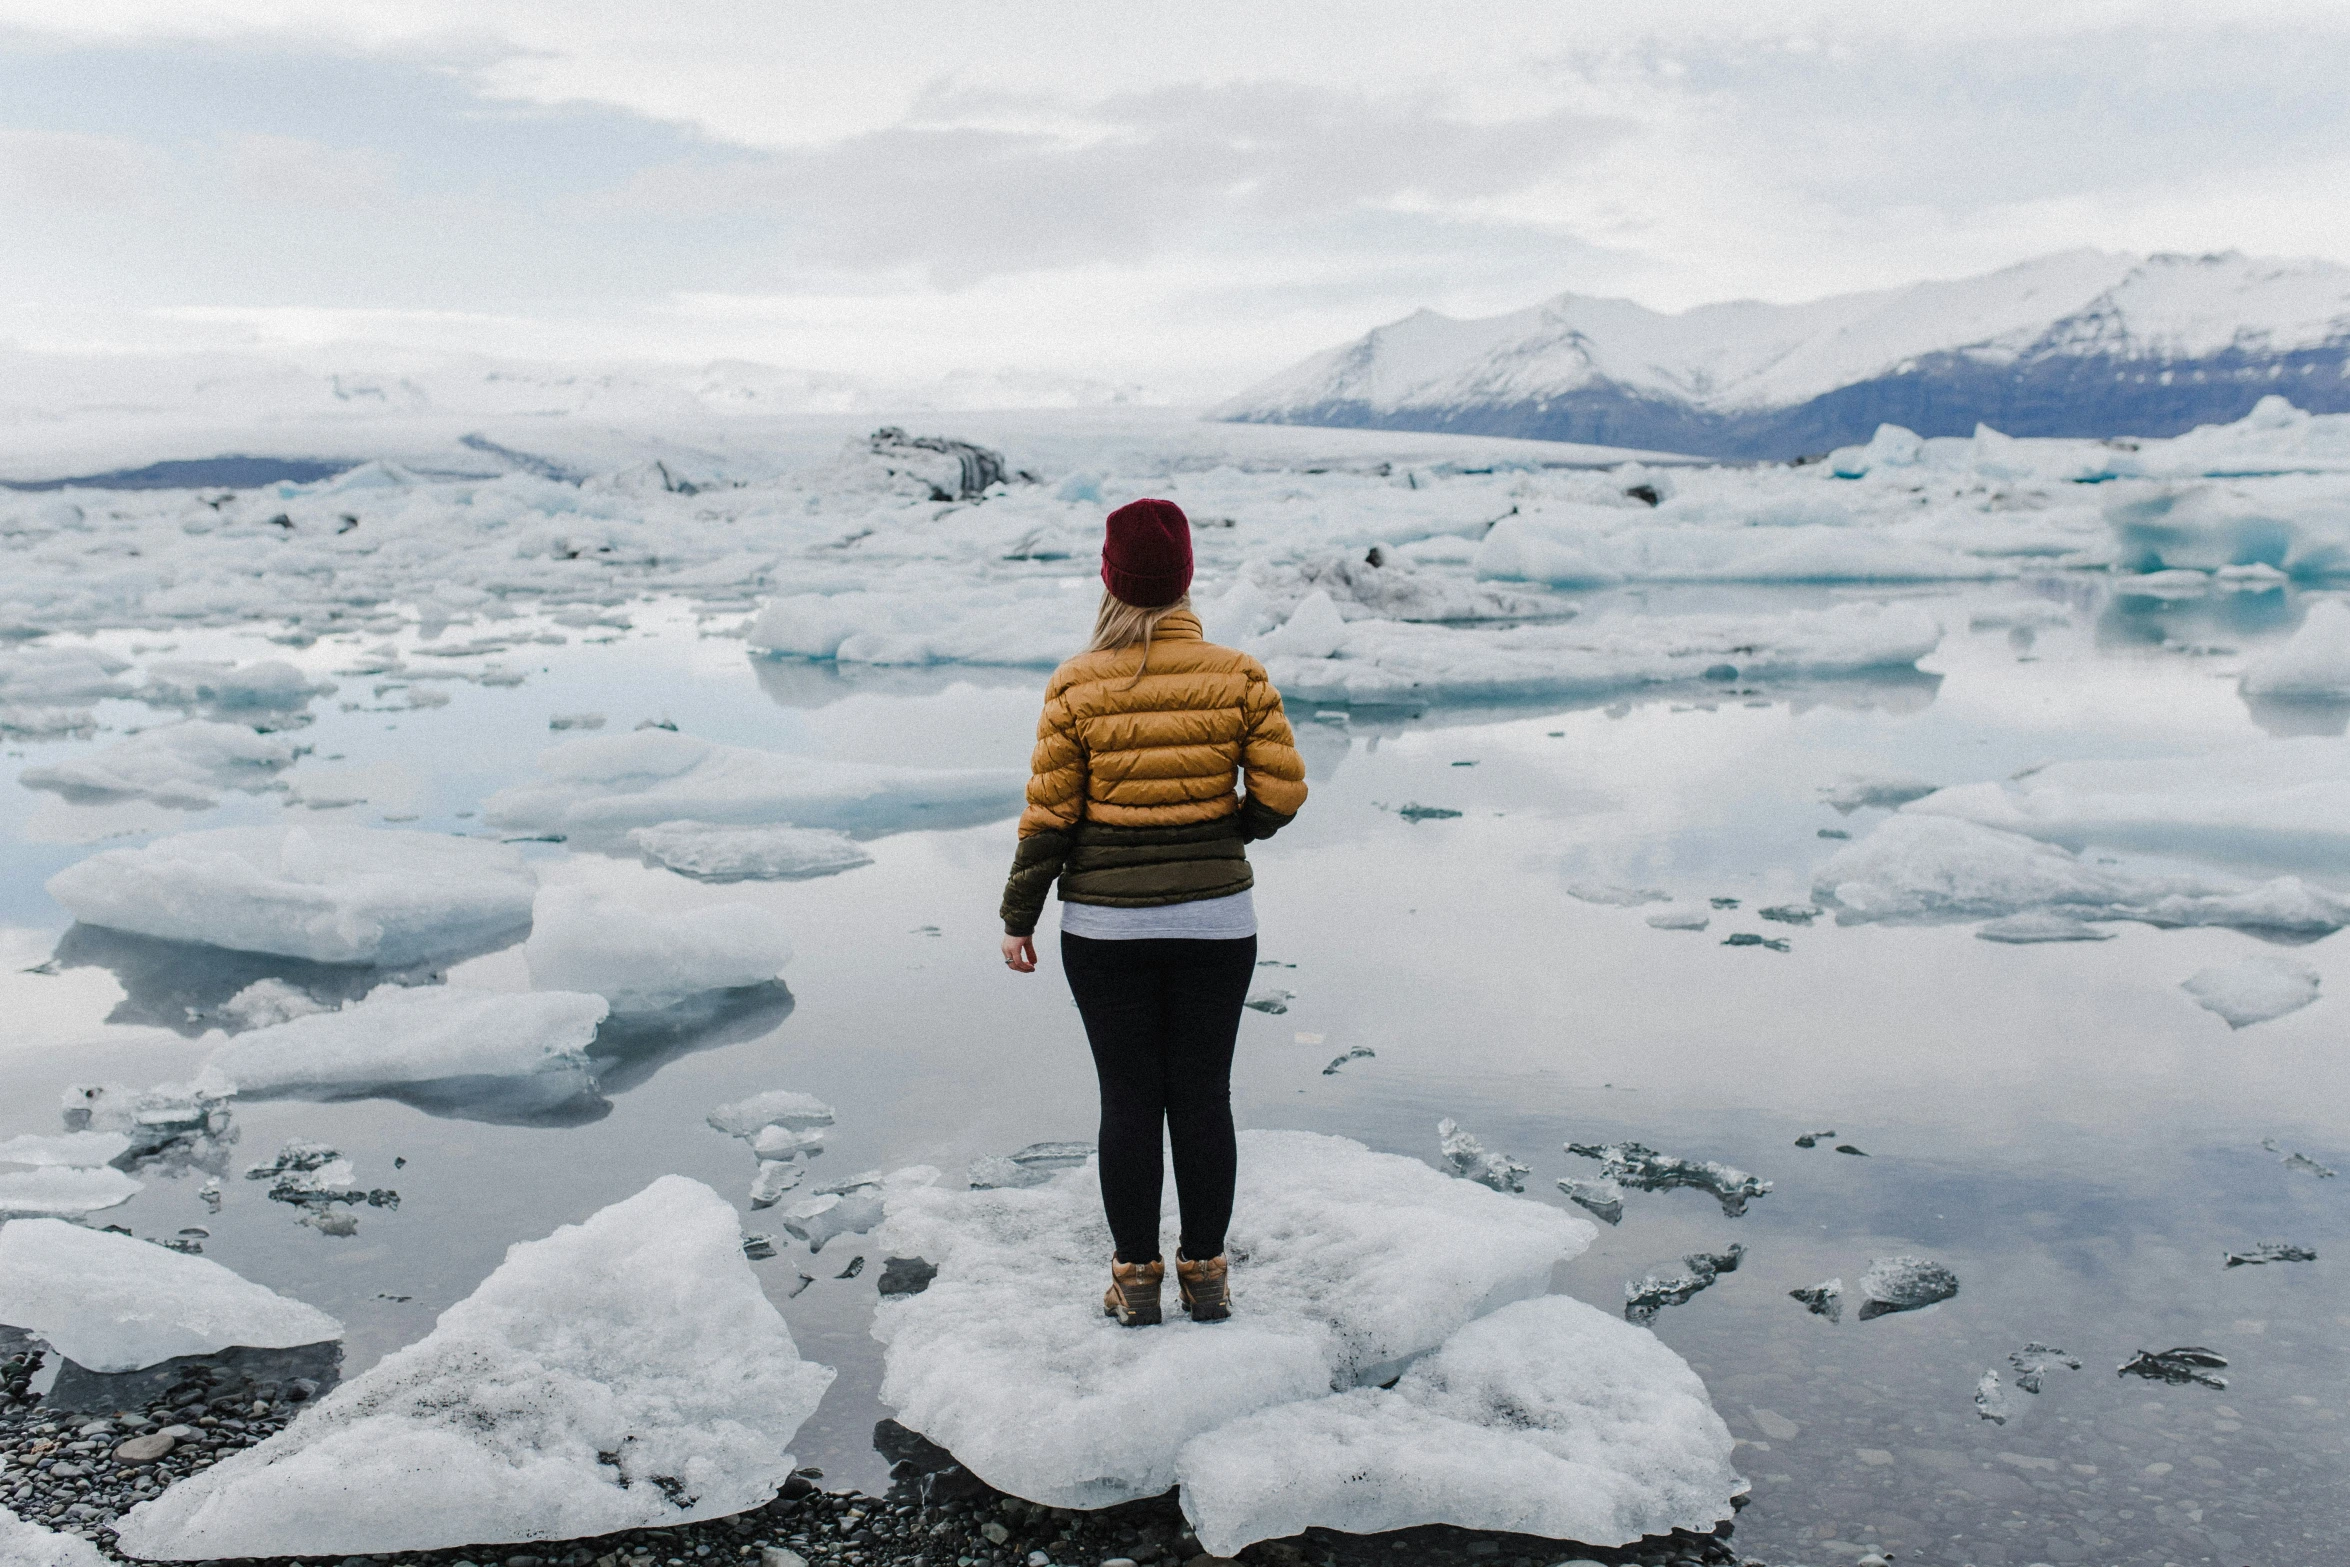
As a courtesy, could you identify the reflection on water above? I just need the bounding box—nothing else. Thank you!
[2,582,2345,1566]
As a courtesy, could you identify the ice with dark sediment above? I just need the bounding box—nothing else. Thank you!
[110,1177,835,1559]
[627,820,873,881]
[1437,1119,1530,1193]
[2223,1240,2317,1267]
[2009,1343,2082,1393]
[45,824,540,965]
[1557,1176,1624,1225]
[522,886,791,1013]
[1856,1256,1959,1319]
[2261,1136,2337,1177]
[19,721,300,809]
[967,1141,1094,1190]
[480,729,1024,846]
[2117,1346,2228,1389]
[1789,1279,1843,1323]
[1973,1369,2010,1423]
[0,1218,342,1373]
[1321,1046,1375,1075]
[1624,1246,1745,1325]
[1820,773,1939,812]
[2181,954,2320,1028]
[871,1130,1592,1513]
[1564,1140,1771,1217]
[1242,987,1293,1014]
[1722,932,1789,951]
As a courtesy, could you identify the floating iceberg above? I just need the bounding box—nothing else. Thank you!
[707,1090,837,1139]
[2105,475,2350,578]
[194,985,608,1102]
[1173,1295,1739,1555]
[1856,1256,1958,1320]
[19,721,300,809]
[628,820,873,881]
[141,658,336,713]
[1905,739,2350,871]
[111,1176,835,1559]
[1564,1141,1770,1218]
[522,886,791,1012]
[2182,955,2321,1029]
[873,1130,1590,1511]
[0,1218,342,1373]
[0,1504,110,1567]
[0,1166,142,1216]
[781,1173,888,1252]
[46,824,539,966]
[1437,1118,1529,1192]
[481,730,1023,845]
[966,1141,1094,1190]
[1820,773,1938,812]
[2116,1346,2227,1390]
[1624,1247,1744,1325]
[1816,814,2350,934]
[0,1129,131,1167]
[0,645,132,705]
[1254,601,1941,705]
[2241,599,2350,701]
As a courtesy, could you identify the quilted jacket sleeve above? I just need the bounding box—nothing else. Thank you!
[1000,686,1086,936]
[1235,662,1308,840]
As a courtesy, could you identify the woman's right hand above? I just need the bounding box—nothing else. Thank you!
[1001,934,1037,973]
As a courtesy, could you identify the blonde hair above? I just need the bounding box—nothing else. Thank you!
[1086,590,1190,687]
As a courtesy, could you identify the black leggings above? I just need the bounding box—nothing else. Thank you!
[1061,931,1255,1263]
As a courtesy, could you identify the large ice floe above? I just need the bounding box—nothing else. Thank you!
[0,1166,143,1217]
[44,824,539,965]
[2240,599,2350,702]
[480,730,1023,846]
[0,1217,343,1372]
[872,1129,1740,1552]
[1815,814,2350,934]
[2181,955,2322,1029]
[192,985,609,1104]
[111,1176,835,1560]
[18,721,301,809]
[1249,598,1941,705]
[522,886,791,1012]
[627,820,873,881]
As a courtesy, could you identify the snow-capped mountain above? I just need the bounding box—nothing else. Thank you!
[1216,251,2350,460]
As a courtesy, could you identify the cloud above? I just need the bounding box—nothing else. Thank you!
[226,132,397,207]
[0,125,166,208]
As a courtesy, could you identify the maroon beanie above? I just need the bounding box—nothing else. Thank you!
[1099,498,1193,608]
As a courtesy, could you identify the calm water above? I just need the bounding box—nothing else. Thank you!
[2,581,2345,1567]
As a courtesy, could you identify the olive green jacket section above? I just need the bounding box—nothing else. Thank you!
[1000,611,1307,936]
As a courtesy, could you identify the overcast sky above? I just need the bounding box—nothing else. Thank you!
[3,0,2346,398]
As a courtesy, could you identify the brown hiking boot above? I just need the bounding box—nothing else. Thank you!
[1102,1256,1164,1327]
[1176,1253,1231,1322]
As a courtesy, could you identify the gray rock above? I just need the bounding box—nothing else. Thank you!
[114,1432,175,1462]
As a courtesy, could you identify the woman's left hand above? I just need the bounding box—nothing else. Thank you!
[1001,934,1037,973]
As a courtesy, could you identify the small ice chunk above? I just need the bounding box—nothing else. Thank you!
[548,712,606,731]
[20,721,300,809]
[141,658,335,712]
[1857,1256,1958,1319]
[0,1166,142,1216]
[708,1091,837,1139]
[0,1218,342,1372]
[197,986,607,1100]
[2240,599,2350,700]
[966,1141,1094,1190]
[245,1139,344,1181]
[2008,1343,2081,1393]
[1556,1176,1623,1225]
[1394,803,1462,822]
[872,1130,1590,1509]
[628,820,873,881]
[46,824,539,965]
[1436,1119,1528,1193]
[1975,911,2115,943]
[0,1130,131,1168]
[2182,954,2320,1028]
[1645,909,1709,931]
[781,1178,887,1252]
[1792,1130,1835,1148]
[1321,1045,1375,1075]
[749,1124,825,1160]
[1820,773,1938,813]
[2222,1239,2316,1268]
[522,885,791,1012]
[1566,883,1670,908]
[1172,1295,1740,1556]
[2116,1346,2227,1389]
[2263,1136,2337,1177]
[216,977,336,1029]
[1,1503,111,1567]
[1757,903,1820,925]
[1788,1279,1843,1323]
[1722,932,1790,951]
[111,1176,835,1559]
[1242,987,1293,1014]
[1624,1246,1744,1325]
[749,1159,807,1209]
[1565,1141,1771,1217]
[1973,1369,2009,1424]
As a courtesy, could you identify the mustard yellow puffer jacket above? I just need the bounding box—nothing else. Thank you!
[1000,609,1308,936]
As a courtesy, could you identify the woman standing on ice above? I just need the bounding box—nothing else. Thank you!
[999,499,1309,1328]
